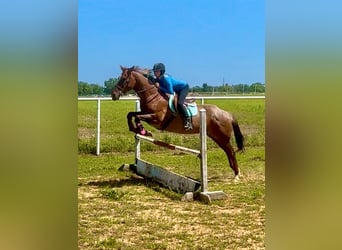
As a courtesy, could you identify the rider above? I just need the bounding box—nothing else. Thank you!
[152,63,192,130]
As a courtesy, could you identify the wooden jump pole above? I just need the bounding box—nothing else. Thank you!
[135,134,200,156]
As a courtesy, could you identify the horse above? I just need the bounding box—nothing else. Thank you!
[111,65,245,180]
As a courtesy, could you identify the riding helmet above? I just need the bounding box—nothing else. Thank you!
[152,63,165,75]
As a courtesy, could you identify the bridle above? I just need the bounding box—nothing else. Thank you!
[115,69,157,94]
[115,69,131,92]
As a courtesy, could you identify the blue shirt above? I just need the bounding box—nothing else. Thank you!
[157,74,188,94]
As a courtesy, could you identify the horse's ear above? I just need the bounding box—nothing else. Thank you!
[120,65,125,71]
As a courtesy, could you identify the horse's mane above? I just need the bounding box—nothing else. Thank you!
[131,66,151,77]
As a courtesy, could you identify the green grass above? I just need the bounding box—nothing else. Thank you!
[78,98,265,249]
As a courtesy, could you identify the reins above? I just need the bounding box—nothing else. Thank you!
[135,83,156,94]
[134,73,160,104]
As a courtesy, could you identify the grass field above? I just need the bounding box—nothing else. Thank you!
[78,98,265,249]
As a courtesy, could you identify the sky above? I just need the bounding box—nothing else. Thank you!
[78,0,264,87]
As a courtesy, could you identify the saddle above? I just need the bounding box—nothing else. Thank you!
[168,94,198,117]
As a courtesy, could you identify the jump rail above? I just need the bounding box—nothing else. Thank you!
[121,109,228,203]
[135,134,200,156]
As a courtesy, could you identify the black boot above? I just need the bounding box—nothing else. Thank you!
[183,116,192,130]
[179,105,193,130]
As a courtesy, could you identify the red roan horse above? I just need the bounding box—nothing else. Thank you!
[112,66,245,180]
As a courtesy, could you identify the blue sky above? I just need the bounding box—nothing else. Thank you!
[78,0,264,87]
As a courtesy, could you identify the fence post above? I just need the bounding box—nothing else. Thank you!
[199,108,228,203]
[200,109,208,192]
[96,98,101,155]
[135,100,141,112]
[135,136,141,161]
[135,100,141,159]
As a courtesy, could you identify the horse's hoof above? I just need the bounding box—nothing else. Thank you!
[135,128,153,137]
[233,175,240,182]
[145,131,153,137]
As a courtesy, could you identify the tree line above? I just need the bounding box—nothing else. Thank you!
[78,78,265,96]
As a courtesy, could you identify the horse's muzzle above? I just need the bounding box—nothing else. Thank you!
[111,90,121,100]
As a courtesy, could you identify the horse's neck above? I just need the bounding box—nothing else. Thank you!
[133,72,161,103]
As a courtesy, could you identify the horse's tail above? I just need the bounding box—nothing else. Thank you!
[232,117,245,152]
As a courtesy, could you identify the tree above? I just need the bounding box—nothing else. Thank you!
[202,83,209,92]
[103,78,118,95]
[78,81,104,96]
[78,81,92,96]
[89,83,103,95]
[249,82,265,93]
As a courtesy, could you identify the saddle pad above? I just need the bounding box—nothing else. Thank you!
[169,94,198,117]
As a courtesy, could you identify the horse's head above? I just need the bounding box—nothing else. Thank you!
[111,65,137,100]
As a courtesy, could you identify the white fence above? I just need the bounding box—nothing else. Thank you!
[78,95,265,155]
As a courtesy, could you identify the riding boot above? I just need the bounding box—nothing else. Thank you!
[183,116,192,130]
[178,104,192,130]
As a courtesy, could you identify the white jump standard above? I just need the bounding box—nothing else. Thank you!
[123,109,228,203]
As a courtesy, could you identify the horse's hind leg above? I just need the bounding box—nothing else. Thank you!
[211,136,240,181]
[223,142,240,181]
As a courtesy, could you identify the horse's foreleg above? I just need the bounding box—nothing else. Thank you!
[127,112,140,133]
[135,113,160,136]
[127,112,156,136]
[134,116,149,136]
